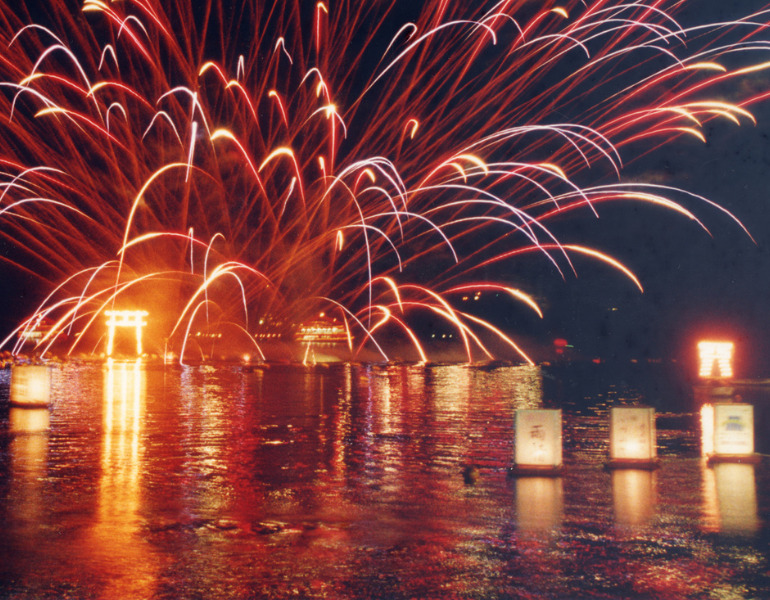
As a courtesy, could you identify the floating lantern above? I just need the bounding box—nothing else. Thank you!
[10,365,51,407]
[612,469,656,527]
[515,476,563,531]
[701,402,757,464]
[607,406,658,469]
[510,409,562,476]
[697,340,734,379]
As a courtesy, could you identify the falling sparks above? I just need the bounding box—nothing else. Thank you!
[0,0,768,362]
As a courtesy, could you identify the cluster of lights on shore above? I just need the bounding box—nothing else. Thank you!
[6,313,761,532]
[15,305,758,472]
[11,317,755,466]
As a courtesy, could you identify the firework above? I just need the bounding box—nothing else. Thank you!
[0,0,768,363]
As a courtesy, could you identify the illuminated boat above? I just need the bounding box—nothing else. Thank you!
[293,313,348,345]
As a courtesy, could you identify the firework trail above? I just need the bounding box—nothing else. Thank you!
[0,0,768,362]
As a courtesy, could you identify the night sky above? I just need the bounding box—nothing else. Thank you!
[532,103,770,371]
[1,0,770,372]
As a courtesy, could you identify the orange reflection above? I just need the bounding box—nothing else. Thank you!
[515,477,563,531]
[9,408,50,532]
[612,469,656,527]
[10,407,50,434]
[703,463,759,535]
[84,359,160,597]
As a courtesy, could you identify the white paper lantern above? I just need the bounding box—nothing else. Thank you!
[701,403,757,464]
[510,409,562,476]
[607,406,658,469]
[10,365,51,407]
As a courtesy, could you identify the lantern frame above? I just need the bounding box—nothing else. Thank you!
[701,402,759,465]
[606,406,659,470]
[509,408,563,477]
[10,365,52,408]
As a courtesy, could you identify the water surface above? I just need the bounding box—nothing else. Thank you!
[0,361,768,599]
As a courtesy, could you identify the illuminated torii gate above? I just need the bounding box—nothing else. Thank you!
[105,310,148,357]
[697,340,734,379]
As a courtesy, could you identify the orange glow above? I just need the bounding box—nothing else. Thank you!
[609,407,657,465]
[701,402,755,458]
[294,314,347,344]
[514,409,562,468]
[697,340,734,378]
[105,310,148,357]
[10,365,51,407]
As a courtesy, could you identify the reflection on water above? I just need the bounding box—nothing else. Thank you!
[8,408,49,538]
[612,469,656,527]
[9,407,49,434]
[515,476,563,531]
[703,463,760,536]
[0,361,768,599]
[90,359,160,598]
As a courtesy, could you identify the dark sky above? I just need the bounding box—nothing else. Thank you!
[535,99,770,371]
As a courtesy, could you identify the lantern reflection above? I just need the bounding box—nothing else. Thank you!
[608,406,658,469]
[701,403,757,464]
[10,365,51,407]
[515,477,563,531]
[9,407,50,433]
[703,463,759,535]
[9,407,50,535]
[612,469,656,527]
[511,409,562,476]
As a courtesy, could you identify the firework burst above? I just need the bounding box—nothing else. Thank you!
[0,0,768,362]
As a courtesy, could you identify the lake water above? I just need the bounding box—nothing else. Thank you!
[0,361,768,599]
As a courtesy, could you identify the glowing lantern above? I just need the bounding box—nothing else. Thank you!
[607,406,658,469]
[697,340,734,379]
[701,402,757,464]
[10,365,51,407]
[510,409,562,476]
[515,477,563,531]
[612,469,655,527]
[105,310,148,357]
